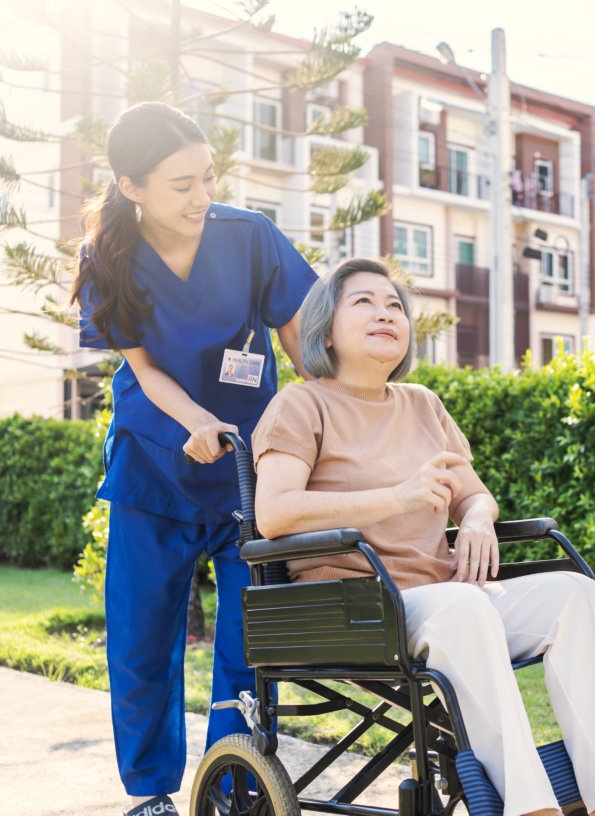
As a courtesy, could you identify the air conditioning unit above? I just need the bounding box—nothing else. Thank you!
[537,285,557,305]
[307,80,339,103]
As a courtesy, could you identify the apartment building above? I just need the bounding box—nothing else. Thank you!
[364,43,595,367]
[0,0,379,418]
[3,8,594,419]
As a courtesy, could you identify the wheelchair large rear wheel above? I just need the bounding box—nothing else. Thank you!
[189,733,300,816]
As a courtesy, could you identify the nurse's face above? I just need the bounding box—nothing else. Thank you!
[120,142,217,241]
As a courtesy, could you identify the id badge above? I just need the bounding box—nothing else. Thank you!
[219,348,264,388]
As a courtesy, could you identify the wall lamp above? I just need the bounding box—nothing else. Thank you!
[522,247,542,260]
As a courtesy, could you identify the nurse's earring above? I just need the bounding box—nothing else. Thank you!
[117,175,143,224]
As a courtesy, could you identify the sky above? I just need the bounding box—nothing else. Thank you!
[193,0,595,107]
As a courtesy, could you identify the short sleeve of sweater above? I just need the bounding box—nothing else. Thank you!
[252,383,322,472]
[426,389,473,460]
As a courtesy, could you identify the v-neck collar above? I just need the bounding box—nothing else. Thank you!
[135,227,209,286]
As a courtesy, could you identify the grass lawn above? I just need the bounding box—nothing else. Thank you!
[0,566,561,755]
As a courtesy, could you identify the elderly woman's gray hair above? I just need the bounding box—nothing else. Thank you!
[299,258,415,382]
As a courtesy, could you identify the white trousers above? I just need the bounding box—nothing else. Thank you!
[402,571,595,816]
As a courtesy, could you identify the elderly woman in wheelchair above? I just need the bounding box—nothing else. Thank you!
[246,258,595,816]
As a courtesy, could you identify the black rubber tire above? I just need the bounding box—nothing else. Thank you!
[189,733,301,816]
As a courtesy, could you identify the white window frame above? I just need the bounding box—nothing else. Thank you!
[307,103,330,131]
[393,221,433,277]
[540,249,573,295]
[418,131,436,170]
[310,209,326,246]
[534,159,554,197]
[246,201,279,224]
[252,98,281,162]
[540,334,574,366]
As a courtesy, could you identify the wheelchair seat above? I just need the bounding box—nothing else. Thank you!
[190,433,593,816]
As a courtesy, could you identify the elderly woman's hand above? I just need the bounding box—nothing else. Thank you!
[451,503,499,585]
[393,452,467,514]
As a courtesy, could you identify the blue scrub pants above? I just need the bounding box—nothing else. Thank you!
[105,502,256,796]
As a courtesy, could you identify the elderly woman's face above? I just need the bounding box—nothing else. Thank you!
[325,271,410,377]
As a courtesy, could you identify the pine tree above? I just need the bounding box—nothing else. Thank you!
[0,0,456,636]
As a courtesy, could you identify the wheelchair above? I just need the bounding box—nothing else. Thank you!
[189,433,594,816]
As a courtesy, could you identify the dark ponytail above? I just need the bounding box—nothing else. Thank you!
[70,102,207,349]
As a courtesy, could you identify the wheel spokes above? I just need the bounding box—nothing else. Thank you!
[229,764,254,814]
[205,763,270,816]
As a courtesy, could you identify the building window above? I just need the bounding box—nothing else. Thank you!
[246,202,278,223]
[534,159,553,196]
[541,334,574,366]
[307,103,330,130]
[394,222,432,276]
[336,228,348,260]
[417,336,436,364]
[418,132,438,187]
[253,99,280,161]
[457,239,475,266]
[418,132,435,170]
[540,249,572,295]
[310,210,325,245]
[448,146,470,196]
[63,365,105,420]
[1,191,9,222]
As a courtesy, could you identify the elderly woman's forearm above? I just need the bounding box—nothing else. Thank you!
[255,487,399,539]
[451,493,499,527]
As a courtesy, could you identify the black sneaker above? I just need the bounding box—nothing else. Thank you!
[125,795,179,816]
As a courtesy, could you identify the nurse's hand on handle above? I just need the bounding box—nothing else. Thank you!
[183,418,238,464]
[121,347,238,465]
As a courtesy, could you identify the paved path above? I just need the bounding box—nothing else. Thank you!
[1,667,411,815]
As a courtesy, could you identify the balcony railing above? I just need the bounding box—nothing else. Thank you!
[418,165,490,201]
[456,264,489,299]
[420,165,575,217]
[511,183,574,218]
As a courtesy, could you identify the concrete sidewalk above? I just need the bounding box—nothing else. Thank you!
[1,666,410,816]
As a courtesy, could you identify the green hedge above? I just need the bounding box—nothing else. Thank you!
[407,348,595,566]
[0,414,104,569]
[3,347,594,575]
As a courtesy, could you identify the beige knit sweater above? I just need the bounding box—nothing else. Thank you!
[252,377,493,590]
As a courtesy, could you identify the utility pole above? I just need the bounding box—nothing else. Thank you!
[579,172,594,349]
[488,28,515,370]
[170,0,181,97]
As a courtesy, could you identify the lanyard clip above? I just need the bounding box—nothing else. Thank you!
[242,329,255,354]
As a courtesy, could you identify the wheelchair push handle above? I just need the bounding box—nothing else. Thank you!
[183,431,246,464]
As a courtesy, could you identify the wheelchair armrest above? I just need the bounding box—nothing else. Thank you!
[239,527,364,565]
[445,517,558,545]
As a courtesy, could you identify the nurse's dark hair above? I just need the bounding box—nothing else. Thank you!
[300,257,415,382]
[70,102,207,349]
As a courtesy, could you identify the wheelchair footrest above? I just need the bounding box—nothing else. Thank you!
[455,751,503,816]
[537,740,581,807]
[455,741,581,816]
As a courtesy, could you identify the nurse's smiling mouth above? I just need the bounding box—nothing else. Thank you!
[183,210,208,223]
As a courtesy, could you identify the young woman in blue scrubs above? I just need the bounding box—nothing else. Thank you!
[71,102,317,816]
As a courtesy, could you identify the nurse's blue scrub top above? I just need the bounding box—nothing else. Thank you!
[79,203,318,524]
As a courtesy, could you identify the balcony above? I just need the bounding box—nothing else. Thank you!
[456,263,489,299]
[511,176,574,218]
[418,165,490,201]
